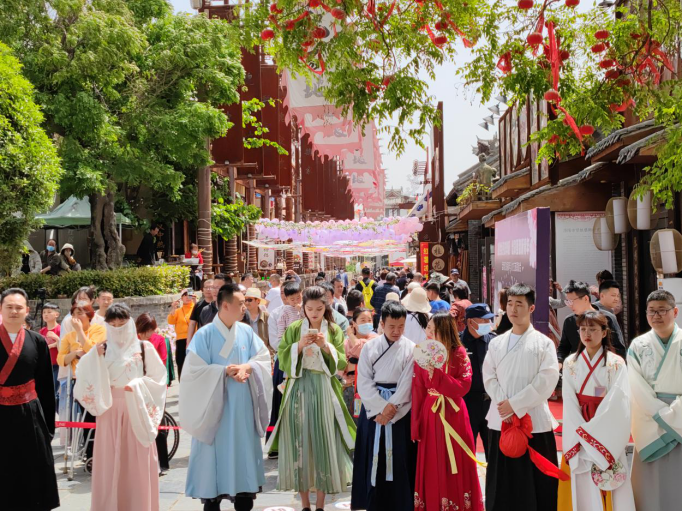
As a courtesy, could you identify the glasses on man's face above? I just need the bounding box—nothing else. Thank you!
[646,308,673,318]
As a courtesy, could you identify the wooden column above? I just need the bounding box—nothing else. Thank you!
[225,167,238,273]
[263,188,271,220]
[197,159,213,278]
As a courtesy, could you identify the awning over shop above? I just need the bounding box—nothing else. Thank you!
[586,120,663,162]
[617,126,674,164]
[36,196,132,228]
[491,166,530,199]
[482,162,610,226]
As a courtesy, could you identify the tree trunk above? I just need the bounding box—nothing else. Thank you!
[90,194,108,271]
[103,190,126,269]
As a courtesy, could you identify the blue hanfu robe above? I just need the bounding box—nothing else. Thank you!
[180,316,272,502]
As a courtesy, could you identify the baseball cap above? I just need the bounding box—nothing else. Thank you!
[465,303,495,320]
[451,269,460,275]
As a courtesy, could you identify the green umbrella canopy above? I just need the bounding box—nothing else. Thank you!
[36,196,132,228]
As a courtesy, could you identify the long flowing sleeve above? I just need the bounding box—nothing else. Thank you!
[321,325,347,373]
[35,333,56,438]
[482,341,507,405]
[627,349,667,418]
[561,359,585,468]
[73,348,113,417]
[387,350,414,418]
[246,329,274,437]
[357,343,389,418]
[179,332,227,445]
[576,361,631,470]
[411,364,426,441]
[268,310,280,351]
[278,321,303,378]
[124,341,167,447]
[508,337,560,418]
[430,347,473,399]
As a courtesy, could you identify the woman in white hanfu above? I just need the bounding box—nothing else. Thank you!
[627,290,682,511]
[74,303,167,511]
[558,311,635,511]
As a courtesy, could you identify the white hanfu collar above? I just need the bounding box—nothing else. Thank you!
[214,314,238,359]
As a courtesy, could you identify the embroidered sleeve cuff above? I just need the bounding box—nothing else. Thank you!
[654,410,682,444]
[576,426,616,470]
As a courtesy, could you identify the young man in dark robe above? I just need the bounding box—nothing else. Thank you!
[0,288,59,510]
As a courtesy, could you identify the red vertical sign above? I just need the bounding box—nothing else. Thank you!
[420,242,430,279]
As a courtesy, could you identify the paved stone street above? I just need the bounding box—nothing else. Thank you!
[53,383,352,511]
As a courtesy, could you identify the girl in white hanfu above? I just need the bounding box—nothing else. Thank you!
[74,303,167,511]
[627,290,682,511]
[557,311,635,511]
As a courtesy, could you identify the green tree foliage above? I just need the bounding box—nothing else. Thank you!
[0,43,62,276]
[0,0,246,269]
[243,0,681,205]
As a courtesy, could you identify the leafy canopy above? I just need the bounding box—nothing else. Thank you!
[0,43,62,275]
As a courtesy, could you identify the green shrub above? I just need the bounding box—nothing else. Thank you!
[0,265,190,299]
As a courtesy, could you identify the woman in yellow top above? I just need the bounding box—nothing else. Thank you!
[167,289,195,378]
[57,303,106,377]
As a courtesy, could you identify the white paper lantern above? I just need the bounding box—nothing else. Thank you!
[606,197,631,235]
[190,0,203,9]
[627,190,653,230]
[650,229,682,275]
[593,217,619,251]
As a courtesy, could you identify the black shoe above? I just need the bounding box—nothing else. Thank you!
[234,497,254,511]
[203,499,221,511]
[302,508,311,511]
[268,451,279,459]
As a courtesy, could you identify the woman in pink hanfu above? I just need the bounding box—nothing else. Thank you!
[75,303,167,511]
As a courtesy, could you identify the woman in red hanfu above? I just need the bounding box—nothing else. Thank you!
[412,312,484,512]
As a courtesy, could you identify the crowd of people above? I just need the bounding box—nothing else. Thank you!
[1,264,681,512]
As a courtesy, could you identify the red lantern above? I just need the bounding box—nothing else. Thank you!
[312,26,328,39]
[565,0,579,6]
[434,35,448,46]
[269,3,282,14]
[527,31,543,46]
[591,43,606,53]
[261,28,275,41]
[605,69,620,80]
[560,50,570,61]
[331,7,346,19]
[434,20,446,31]
[594,30,609,40]
[599,58,616,69]
[617,77,631,87]
[517,0,534,9]
[309,0,321,7]
[544,89,561,103]
[579,125,595,136]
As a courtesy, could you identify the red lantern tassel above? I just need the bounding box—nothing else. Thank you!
[497,52,512,74]
[556,105,584,153]
[299,52,326,76]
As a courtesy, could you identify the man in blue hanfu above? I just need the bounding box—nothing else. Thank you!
[180,283,272,511]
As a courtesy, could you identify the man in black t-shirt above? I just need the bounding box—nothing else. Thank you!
[187,278,213,344]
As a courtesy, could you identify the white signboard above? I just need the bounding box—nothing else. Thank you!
[258,247,276,270]
[555,212,613,325]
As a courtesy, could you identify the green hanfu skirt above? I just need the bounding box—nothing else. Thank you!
[277,369,353,494]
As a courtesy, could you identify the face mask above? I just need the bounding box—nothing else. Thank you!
[268,283,272,288]
[475,323,493,336]
[47,246,55,252]
[357,323,374,335]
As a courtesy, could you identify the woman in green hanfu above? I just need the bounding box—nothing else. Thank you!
[266,285,356,511]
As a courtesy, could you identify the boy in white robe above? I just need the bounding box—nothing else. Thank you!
[180,283,272,511]
[351,302,416,511]
[628,289,682,511]
[482,283,561,510]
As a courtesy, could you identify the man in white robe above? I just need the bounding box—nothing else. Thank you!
[482,283,560,510]
[351,302,416,511]
[180,283,272,511]
[628,289,682,510]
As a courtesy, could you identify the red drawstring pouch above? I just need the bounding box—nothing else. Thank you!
[500,415,569,481]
